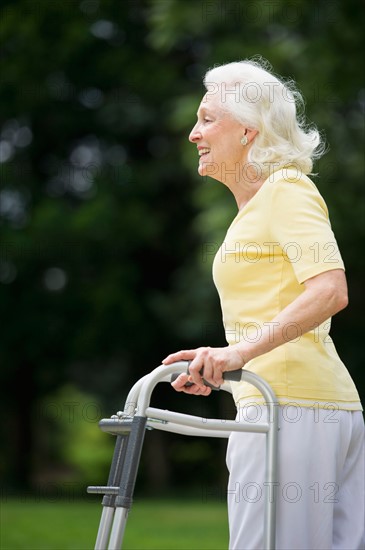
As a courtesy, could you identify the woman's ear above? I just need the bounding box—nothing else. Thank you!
[246,128,259,143]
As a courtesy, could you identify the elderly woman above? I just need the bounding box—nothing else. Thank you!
[162,59,364,550]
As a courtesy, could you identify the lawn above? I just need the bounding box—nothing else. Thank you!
[0,498,229,549]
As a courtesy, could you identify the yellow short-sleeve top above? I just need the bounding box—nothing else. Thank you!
[212,168,362,410]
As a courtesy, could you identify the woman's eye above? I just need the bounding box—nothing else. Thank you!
[204,118,212,123]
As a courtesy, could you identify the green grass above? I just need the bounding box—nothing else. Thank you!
[0,498,228,549]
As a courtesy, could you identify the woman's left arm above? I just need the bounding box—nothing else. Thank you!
[163,268,348,388]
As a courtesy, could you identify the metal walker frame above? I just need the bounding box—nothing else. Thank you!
[87,361,279,549]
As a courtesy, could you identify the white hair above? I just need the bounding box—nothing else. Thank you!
[203,57,325,177]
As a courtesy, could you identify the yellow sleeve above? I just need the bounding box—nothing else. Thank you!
[270,174,345,284]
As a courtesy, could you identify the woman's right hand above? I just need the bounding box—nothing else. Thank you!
[171,372,212,396]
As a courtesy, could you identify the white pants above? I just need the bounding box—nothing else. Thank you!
[226,405,365,550]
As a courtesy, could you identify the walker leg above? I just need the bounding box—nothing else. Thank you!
[263,402,279,550]
[107,507,129,550]
[95,507,115,550]
[107,416,147,549]
[89,433,130,549]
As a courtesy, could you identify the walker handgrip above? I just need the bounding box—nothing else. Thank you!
[224,369,243,382]
[170,367,243,389]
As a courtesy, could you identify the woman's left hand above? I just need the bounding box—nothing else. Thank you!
[162,345,246,388]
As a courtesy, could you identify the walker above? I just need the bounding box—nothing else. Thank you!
[87,361,279,549]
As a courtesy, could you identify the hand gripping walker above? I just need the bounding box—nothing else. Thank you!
[87,361,279,550]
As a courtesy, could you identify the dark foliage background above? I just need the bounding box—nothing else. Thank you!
[0,0,364,496]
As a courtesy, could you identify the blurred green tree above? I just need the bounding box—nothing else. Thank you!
[0,0,363,492]
[0,0,200,490]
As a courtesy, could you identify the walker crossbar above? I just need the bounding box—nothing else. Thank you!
[87,361,279,550]
[145,406,269,433]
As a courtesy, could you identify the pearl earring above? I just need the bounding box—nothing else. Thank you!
[240,136,248,146]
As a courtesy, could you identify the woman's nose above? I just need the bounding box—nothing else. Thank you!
[189,124,202,143]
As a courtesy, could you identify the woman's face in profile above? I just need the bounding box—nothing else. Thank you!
[189,93,246,183]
